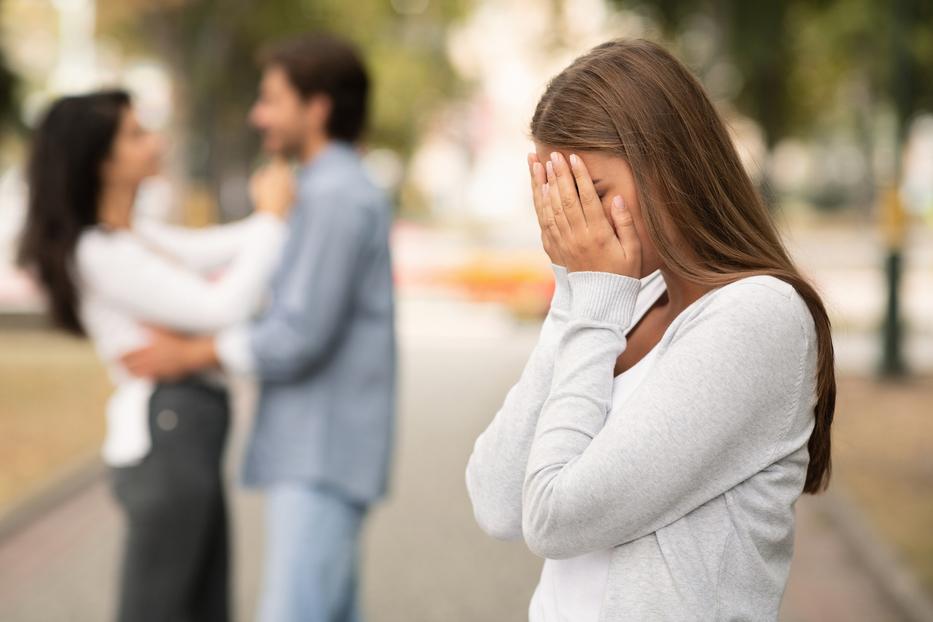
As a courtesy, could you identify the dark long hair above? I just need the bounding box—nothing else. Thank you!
[17,90,130,335]
[531,39,835,494]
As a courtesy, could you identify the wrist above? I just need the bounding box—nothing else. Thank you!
[255,205,286,221]
[184,337,218,373]
[550,263,572,311]
[567,271,641,326]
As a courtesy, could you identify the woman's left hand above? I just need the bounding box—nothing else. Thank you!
[540,151,641,278]
[251,157,295,220]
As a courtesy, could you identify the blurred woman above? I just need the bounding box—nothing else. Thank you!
[18,90,292,622]
[466,39,836,621]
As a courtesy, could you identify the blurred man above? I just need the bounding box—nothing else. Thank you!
[123,32,396,622]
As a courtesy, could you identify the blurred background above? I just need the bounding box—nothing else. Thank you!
[0,0,931,621]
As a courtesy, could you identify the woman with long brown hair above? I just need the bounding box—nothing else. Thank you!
[466,39,835,621]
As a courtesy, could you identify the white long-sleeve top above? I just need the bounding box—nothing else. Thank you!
[74,212,285,466]
[529,270,666,622]
[466,264,818,621]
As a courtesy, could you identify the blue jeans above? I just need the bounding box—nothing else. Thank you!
[257,483,367,622]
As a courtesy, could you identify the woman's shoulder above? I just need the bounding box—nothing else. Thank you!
[684,274,817,349]
[722,274,799,302]
[721,275,812,325]
[75,227,147,278]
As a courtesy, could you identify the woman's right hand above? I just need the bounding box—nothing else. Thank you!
[250,157,295,220]
[528,153,563,266]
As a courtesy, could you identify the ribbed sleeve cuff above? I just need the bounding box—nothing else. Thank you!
[550,264,572,312]
[568,271,641,326]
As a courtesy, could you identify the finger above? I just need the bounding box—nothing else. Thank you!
[121,348,154,370]
[528,155,547,228]
[568,154,605,226]
[611,196,641,256]
[548,152,586,229]
[129,364,152,378]
[539,179,563,258]
[545,159,573,236]
[120,351,142,367]
[121,357,147,377]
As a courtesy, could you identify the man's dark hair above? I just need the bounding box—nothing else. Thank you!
[260,32,369,142]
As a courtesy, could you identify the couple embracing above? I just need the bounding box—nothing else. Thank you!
[19,33,393,622]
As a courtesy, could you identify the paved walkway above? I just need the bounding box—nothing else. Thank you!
[0,302,920,621]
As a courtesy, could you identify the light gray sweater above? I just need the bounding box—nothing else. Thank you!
[466,265,818,621]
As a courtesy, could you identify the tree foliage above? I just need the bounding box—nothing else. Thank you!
[99,0,468,210]
[611,0,933,147]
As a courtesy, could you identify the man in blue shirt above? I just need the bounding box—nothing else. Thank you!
[124,33,396,622]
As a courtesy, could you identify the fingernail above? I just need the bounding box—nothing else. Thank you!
[550,152,560,165]
[569,154,578,167]
[612,196,624,210]
[545,160,554,177]
[532,162,542,176]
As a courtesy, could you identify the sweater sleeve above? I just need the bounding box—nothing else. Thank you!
[522,272,814,559]
[133,212,277,274]
[244,182,373,383]
[465,264,573,540]
[77,215,285,334]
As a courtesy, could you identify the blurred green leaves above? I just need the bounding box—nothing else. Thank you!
[100,0,467,205]
[612,0,933,147]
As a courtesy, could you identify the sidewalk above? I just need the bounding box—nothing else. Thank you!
[0,301,927,621]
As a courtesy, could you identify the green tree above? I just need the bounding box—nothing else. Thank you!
[611,0,933,172]
[100,0,467,216]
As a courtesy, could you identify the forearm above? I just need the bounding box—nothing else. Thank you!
[465,264,571,540]
[134,213,278,273]
[522,271,640,558]
[183,336,222,375]
[99,215,285,335]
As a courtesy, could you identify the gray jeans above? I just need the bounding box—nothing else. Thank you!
[111,377,230,622]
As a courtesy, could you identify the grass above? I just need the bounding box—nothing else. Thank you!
[0,328,109,511]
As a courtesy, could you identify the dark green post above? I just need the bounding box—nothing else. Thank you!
[879,0,910,378]
[880,245,905,377]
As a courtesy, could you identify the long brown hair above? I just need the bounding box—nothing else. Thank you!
[531,38,835,494]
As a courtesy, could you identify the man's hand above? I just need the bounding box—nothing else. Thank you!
[121,327,218,380]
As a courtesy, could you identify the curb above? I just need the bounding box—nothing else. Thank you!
[0,454,104,544]
[814,488,933,622]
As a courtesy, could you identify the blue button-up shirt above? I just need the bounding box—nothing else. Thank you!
[240,140,396,505]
